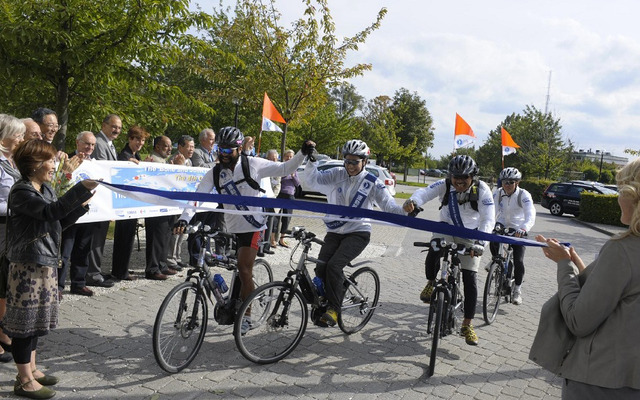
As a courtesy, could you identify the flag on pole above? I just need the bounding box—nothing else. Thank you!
[261,92,286,132]
[454,113,476,149]
[501,127,520,156]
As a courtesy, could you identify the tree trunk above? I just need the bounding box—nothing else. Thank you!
[53,69,69,151]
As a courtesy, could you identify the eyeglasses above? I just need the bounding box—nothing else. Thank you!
[217,147,237,155]
[343,159,362,166]
[453,174,470,180]
[503,180,517,185]
[44,123,60,131]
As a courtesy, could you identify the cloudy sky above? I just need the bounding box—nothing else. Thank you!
[194,0,640,161]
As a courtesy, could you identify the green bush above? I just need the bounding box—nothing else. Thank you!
[579,192,624,226]
[519,179,553,203]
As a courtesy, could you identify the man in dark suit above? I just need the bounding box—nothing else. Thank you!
[59,131,98,296]
[85,114,122,288]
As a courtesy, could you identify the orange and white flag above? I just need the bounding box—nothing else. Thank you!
[262,92,286,132]
[454,113,476,149]
[501,127,520,156]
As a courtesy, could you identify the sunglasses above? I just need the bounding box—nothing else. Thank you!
[452,174,470,180]
[503,180,517,185]
[217,147,237,155]
[343,159,362,166]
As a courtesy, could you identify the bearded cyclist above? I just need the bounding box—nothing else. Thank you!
[403,155,495,345]
[174,126,315,334]
[304,139,409,327]
[489,167,536,305]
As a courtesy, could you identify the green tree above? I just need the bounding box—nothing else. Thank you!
[0,0,217,150]
[361,96,402,166]
[476,105,570,180]
[208,0,386,156]
[390,88,434,180]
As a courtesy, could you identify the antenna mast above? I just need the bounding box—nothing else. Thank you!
[544,70,552,114]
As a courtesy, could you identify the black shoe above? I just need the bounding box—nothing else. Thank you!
[0,351,12,363]
[145,272,168,281]
[70,287,94,297]
[167,264,183,272]
[86,279,115,288]
[177,261,189,269]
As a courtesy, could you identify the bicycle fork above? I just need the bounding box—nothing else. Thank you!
[427,285,451,336]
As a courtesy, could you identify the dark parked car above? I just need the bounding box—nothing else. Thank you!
[420,168,446,177]
[541,181,617,216]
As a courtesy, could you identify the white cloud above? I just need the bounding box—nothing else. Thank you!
[194,0,640,160]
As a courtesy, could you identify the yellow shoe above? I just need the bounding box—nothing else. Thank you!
[419,282,434,303]
[320,308,338,327]
[460,324,479,346]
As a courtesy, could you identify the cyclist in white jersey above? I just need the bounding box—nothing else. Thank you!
[490,167,536,305]
[403,155,495,345]
[304,139,408,327]
[175,126,315,334]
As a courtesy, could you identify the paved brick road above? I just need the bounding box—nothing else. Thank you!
[0,203,620,399]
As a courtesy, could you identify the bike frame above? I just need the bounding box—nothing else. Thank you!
[427,246,464,337]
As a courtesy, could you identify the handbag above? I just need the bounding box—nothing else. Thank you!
[528,292,577,374]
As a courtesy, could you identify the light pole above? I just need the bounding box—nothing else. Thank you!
[232,98,241,127]
[598,150,605,182]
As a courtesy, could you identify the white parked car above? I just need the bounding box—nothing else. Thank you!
[295,160,396,198]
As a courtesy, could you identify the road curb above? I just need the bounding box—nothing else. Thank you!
[573,219,617,237]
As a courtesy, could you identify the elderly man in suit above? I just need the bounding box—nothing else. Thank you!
[190,128,216,168]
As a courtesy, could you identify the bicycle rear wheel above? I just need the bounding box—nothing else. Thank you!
[234,282,308,364]
[482,262,503,325]
[428,291,445,377]
[338,267,380,334]
[252,258,273,287]
[153,282,208,373]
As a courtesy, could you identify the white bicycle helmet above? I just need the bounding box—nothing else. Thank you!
[500,167,522,181]
[448,155,479,177]
[342,139,370,158]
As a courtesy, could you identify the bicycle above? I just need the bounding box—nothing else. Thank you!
[233,226,381,364]
[482,225,520,325]
[152,222,273,373]
[415,238,470,378]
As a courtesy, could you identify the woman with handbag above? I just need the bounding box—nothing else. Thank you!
[534,158,640,399]
[1,140,97,399]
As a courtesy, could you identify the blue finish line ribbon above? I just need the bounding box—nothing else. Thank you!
[100,182,550,248]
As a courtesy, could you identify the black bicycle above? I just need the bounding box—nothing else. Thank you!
[415,238,470,377]
[482,225,519,325]
[152,223,273,373]
[233,226,381,364]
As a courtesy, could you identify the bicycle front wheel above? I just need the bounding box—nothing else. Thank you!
[234,282,308,364]
[153,282,208,373]
[338,267,380,334]
[482,262,503,325]
[428,291,445,378]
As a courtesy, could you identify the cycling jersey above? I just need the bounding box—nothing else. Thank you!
[493,186,536,232]
[410,179,495,235]
[180,151,305,234]
[303,161,406,234]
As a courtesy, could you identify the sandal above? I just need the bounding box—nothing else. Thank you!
[14,374,56,399]
[278,240,290,248]
[270,242,278,248]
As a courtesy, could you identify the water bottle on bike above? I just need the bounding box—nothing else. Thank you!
[210,273,228,303]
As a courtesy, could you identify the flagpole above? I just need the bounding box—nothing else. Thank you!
[257,131,262,156]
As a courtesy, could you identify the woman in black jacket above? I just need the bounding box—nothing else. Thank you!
[1,140,97,399]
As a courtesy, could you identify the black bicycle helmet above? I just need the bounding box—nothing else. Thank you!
[448,155,479,177]
[217,126,244,148]
[342,139,370,158]
[500,167,522,181]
